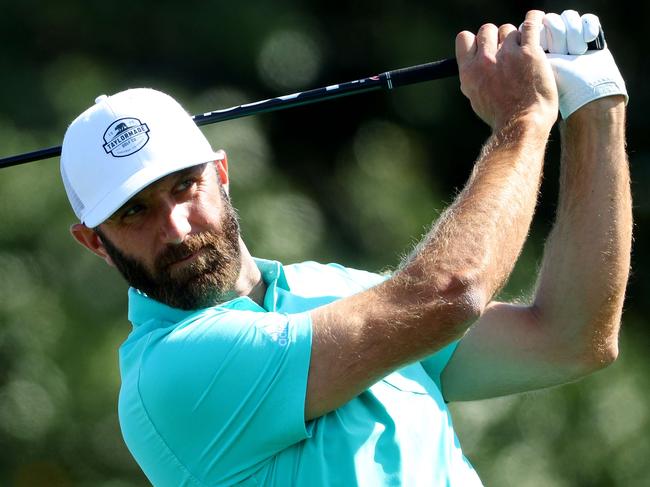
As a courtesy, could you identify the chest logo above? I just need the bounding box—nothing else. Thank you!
[103,117,150,157]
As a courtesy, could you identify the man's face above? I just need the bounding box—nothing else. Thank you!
[96,162,242,310]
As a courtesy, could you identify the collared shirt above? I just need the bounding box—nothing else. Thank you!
[118,259,482,486]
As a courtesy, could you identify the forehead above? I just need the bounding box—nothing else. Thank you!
[137,163,208,198]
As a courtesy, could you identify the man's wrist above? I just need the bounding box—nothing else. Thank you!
[494,111,554,147]
[565,96,626,124]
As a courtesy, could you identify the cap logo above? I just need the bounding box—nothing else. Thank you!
[103,117,150,157]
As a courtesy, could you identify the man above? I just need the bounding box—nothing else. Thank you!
[61,9,630,486]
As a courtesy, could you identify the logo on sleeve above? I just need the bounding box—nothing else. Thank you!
[259,320,290,346]
[103,118,150,157]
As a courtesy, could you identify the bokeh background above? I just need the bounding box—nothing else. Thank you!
[0,0,648,485]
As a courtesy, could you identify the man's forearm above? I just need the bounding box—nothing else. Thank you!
[396,117,551,326]
[533,97,632,368]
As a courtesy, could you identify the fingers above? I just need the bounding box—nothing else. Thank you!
[459,16,535,57]
[456,30,476,64]
[582,13,601,42]
[457,20,527,64]
[542,10,602,54]
[476,23,498,56]
[544,13,567,53]
[466,10,602,57]
[498,24,517,46]
[519,9,545,47]
[562,10,587,54]
[456,22,499,64]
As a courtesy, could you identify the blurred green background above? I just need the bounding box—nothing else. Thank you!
[0,0,648,485]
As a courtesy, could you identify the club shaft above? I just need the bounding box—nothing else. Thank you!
[0,58,458,169]
[193,57,458,126]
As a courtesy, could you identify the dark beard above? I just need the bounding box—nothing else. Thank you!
[97,192,242,310]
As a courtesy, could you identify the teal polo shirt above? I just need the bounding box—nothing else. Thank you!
[118,259,482,486]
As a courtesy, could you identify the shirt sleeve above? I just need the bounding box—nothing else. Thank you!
[420,340,460,391]
[325,262,390,291]
[137,308,312,484]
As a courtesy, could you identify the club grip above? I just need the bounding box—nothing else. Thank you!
[381,58,459,89]
[587,28,606,50]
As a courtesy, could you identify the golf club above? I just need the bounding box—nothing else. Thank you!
[0,28,605,170]
[0,58,458,170]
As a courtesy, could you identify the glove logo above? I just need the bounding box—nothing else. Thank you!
[103,118,150,157]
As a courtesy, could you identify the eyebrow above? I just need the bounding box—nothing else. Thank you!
[108,164,207,220]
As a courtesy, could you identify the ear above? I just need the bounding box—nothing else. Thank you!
[70,223,115,267]
[214,149,230,194]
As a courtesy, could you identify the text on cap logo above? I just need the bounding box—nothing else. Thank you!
[103,117,150,157]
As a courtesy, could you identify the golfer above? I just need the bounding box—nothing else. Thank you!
[61,9,631,486]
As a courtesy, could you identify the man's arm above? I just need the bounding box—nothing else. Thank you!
[304,11,558,420]
[441,96,632,401]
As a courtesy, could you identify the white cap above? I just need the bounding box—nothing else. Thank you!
[61,88,219,228]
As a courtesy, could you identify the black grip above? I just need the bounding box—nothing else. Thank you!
[382,58,459,89]
[587,28,606,50]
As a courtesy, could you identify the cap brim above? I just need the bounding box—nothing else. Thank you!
[81,154,219,228]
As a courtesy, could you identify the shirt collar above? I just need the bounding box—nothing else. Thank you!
[127,257,290,327]
[254,257,290,312]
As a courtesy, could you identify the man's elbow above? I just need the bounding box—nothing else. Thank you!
[388,268,487,337]
[429,275,487,334]
[584,335,620,372]
[574,320,621,375]
[450,284,486,329]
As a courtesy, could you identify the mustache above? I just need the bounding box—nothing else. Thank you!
[154,232,216,270]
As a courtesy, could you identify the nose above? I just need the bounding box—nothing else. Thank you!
[160,202,192,245]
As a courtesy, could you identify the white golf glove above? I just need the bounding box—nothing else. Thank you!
[542,10,628,119]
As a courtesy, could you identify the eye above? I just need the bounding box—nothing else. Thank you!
[174,177,197,193]
[121,203,145,219]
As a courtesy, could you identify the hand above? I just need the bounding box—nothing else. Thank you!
[456,10,558,131]
[541,10,628,119]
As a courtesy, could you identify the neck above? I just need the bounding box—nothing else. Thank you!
[233,238,267,307]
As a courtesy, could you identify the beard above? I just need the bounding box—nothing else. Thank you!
[97,190,243,310]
